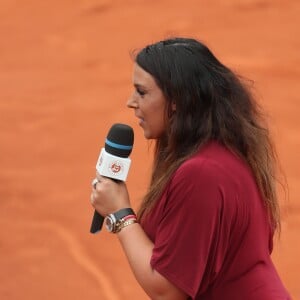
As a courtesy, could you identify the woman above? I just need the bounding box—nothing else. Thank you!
[90,37,290,299]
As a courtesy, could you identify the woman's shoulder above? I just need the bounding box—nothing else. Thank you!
[178,142,236,173]
[173,141,252,187]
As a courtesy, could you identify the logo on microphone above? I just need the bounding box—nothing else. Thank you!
[109,160,123,175]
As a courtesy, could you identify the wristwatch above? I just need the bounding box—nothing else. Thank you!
[105,208,136,233]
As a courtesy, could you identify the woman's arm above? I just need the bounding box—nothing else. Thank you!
[117,221,188,300]
[90,175,187,300]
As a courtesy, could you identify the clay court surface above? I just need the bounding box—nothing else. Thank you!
[0,0,299,299]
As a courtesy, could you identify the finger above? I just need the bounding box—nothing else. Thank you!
[96,172,104,181]
[91,177,100,190]
[90,193,95,206]
[96,174,115,186]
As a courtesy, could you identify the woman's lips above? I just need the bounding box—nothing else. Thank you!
[138,117,144,126]
[136,115,144,126]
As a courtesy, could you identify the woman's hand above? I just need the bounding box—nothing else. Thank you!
[90,173,131,217]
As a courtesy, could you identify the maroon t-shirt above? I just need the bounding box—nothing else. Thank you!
[141,142,290,300]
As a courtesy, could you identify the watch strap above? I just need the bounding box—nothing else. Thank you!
[113,208,135,221]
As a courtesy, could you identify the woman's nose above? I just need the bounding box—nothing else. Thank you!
[127,94,138,109]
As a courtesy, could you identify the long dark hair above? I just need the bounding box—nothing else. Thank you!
[135,37,280,230]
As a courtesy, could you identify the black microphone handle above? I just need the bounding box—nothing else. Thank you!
[90,210,104,234]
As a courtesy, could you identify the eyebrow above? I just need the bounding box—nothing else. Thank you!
[134,83,147,89]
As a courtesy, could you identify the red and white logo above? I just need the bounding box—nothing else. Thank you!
[109,161,123,175]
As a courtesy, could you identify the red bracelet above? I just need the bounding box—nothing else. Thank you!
[123,214,137,221]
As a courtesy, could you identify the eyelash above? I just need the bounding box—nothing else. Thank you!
[136,88,146,97]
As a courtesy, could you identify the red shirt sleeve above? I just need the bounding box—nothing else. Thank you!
[150,158,237,298]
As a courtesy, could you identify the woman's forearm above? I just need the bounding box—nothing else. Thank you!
[116,223,187,300]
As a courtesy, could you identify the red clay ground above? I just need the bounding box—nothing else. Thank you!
[0,0,299,299]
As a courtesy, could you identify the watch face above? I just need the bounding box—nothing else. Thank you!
[105,214,116,232]
[105,217,114,232]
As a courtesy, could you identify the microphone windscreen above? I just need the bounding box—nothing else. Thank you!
[105,123,134,158]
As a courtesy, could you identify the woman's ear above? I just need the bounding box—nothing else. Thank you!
[167,101,176,118]
[171,101,176,111]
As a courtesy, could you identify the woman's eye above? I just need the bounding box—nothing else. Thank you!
[136,88,146,96]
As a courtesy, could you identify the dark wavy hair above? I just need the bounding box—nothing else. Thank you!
[135,37,281,230]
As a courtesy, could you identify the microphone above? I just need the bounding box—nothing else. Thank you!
[90,123,134,234]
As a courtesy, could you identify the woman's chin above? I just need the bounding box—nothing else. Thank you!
[143,132,152,139]
[143,129,154,140]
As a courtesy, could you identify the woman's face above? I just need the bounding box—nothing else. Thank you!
[127,63,168,139]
